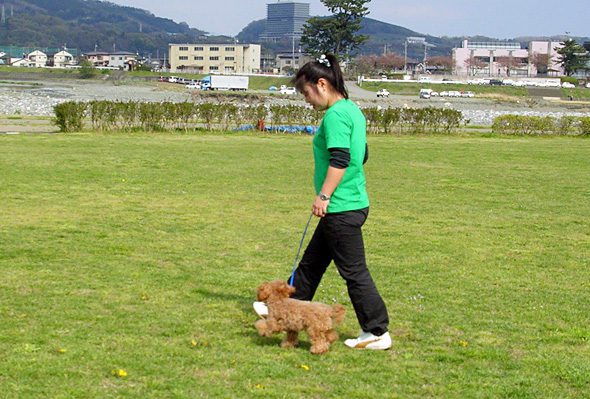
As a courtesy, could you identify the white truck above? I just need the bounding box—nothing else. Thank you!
[200,75,249,91]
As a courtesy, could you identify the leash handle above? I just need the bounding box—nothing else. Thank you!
[289,212,314,286]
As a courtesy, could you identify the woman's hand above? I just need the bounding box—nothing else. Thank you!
[312,195,330,217]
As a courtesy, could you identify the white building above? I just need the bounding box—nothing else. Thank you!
[168,44,261,74]
[453,40,564,77]
[108,51,138,70]
[27,50,48,67]
[52,50,75,68]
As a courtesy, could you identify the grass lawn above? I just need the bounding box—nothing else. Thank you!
[0,132,589,398]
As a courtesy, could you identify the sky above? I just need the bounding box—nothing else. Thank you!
[109,0,589,39]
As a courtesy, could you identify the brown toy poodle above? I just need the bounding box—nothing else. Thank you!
[255,280,346,354]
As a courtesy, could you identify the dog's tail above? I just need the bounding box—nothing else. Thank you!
[331,304,346,326]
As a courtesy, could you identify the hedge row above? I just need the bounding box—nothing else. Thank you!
[53,100,468,135]
[53,101,324,133]
[492,115,590,136]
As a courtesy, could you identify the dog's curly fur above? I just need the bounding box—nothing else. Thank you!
[255,280,346,354]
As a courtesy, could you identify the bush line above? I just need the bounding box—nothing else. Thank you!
[53,100,470,135]
[54,100,588,137]
[492,115,590,136]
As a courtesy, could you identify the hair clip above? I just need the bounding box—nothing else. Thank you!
[317,54,331,68]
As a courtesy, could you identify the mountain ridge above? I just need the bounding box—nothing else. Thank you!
[0,0,587,57]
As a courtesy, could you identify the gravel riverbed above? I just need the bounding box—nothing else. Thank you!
[1,78,589,126]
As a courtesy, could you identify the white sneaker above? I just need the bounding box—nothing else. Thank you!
[253,302,268,319]
[344,331,392,350]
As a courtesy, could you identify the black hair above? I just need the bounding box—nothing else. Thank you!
[293,54,348,99]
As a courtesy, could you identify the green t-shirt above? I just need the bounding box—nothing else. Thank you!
[313,99,369,213]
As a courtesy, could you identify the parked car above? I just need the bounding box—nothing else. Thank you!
[502,79,515,86]
[280,86,297,94]
[439,91,450,97]
[377,89,390,98]
[468,78,487,85]
[461,91,475,98]
[157,76,167,82]
[167,76,179,83]
[489,79,503,86]
[419,89,431,99]
[186,83,201,89]
[562,82,576,89]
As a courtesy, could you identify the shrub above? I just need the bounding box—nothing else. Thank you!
[53,101,88,132]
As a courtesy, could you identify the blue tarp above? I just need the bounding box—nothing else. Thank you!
[235,125,319,134]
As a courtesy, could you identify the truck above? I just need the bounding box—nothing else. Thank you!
[200,75,249,91]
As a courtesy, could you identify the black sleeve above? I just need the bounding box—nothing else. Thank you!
[328,147,350,169]
[363,143,369,164]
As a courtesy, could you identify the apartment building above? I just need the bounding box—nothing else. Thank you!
[453,39,564,77]
[168,44,261,74]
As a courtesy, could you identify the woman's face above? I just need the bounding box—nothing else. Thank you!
[300,82,329,111]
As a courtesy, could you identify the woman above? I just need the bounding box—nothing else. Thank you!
[255,54,390,350]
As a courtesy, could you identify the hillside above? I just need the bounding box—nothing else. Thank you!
[238,17,462,59]
[238,17,590,59]
[0,0,215,54]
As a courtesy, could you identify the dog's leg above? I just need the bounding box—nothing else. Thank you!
[307,326,330,355]
[255,319,283,337]
[281,330,299,348]
[326,329,339,344]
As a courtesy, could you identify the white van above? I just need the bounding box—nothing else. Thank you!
[418,77,432,83]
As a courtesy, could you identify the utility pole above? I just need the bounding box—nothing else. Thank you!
[1,6,5,24]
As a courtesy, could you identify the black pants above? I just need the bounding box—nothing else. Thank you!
[290,208,389,336]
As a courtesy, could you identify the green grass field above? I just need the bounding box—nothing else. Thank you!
[1,132,589,398]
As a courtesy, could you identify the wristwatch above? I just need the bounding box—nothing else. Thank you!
[319,193,331,201]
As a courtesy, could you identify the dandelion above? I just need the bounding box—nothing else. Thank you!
[111,369,127,377]
[190,340,197,346]
[56,348,67,354]
[297,364,310,371]
[141,294,148,301]
[458,340,468,347]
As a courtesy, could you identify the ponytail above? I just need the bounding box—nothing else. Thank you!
[293,54,348,99]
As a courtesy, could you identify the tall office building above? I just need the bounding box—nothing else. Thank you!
[263,1,310,41]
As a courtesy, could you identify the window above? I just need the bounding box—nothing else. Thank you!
[225,57,235,61]
[225,47,235,52]
[210,66,219,71]
[179,46,188,51]
[210,56,219,61]
[194,46,204,51]
[179,56,188,61]
[210,47,219,51]
[194,56,203,61]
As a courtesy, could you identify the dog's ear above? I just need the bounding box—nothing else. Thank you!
[257,281,270,301]
[278,281,296,297]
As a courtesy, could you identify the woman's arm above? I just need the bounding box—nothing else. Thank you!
[312,166,346,217]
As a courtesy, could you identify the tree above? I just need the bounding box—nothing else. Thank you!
[349,54,378,75]
[376,53,405,72]
[426,55,453,72]
[464,56,488,76]
[301,0,370,57]
[530,52,551,75]
[496,55,519,76]
[556,39,590,76]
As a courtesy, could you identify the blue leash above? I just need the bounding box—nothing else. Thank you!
[289,212,314,286]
